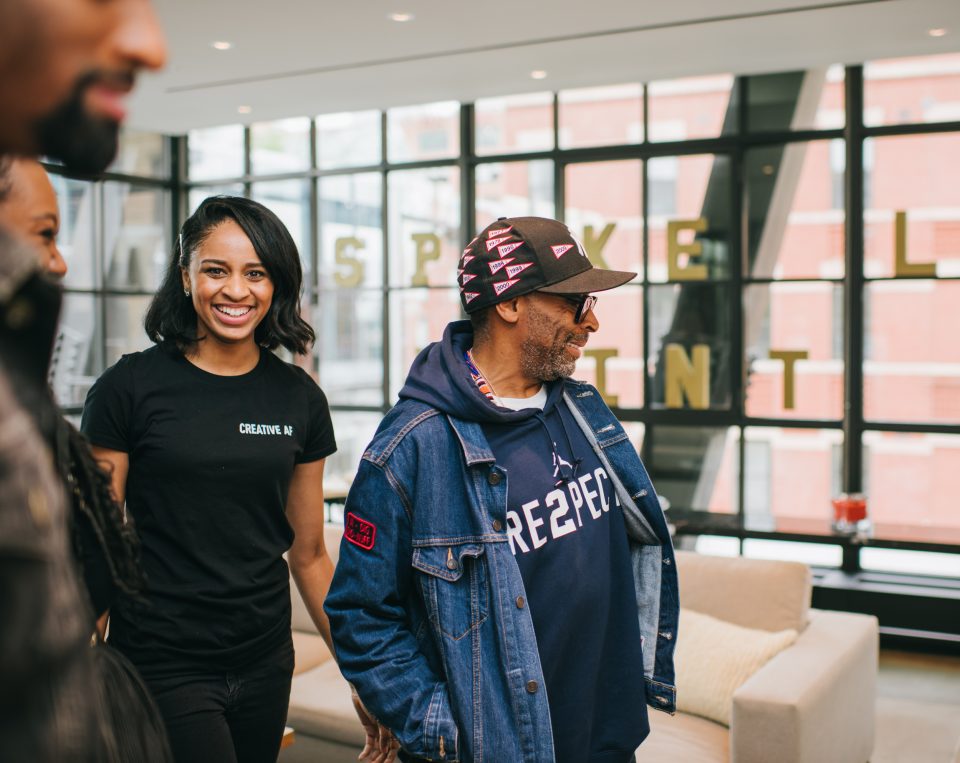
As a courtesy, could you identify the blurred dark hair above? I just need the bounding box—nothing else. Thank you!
[145,196,314,355]
[92,644,173,762]
[57,418,145,601]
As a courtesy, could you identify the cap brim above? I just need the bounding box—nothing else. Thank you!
[538,267,637,295]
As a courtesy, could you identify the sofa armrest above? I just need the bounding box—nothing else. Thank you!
[730,609,878,763]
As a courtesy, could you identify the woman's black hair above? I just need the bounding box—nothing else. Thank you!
[145,195,314,355]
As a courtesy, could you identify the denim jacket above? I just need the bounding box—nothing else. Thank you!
[325,378,678,763]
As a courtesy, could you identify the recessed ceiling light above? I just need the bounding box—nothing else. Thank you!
[211,41,232,50]
[928,27,947,37]
[530,70,548,80]
[389,12,414,22]
[237,105,252,114]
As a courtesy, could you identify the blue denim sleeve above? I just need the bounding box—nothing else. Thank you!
[324,457,459,762]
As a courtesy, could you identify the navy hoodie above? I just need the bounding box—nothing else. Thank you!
[399,321,649,763]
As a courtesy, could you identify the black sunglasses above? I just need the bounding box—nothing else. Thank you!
[561,294,598,323]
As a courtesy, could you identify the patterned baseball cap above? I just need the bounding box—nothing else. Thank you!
[458,216,636,314]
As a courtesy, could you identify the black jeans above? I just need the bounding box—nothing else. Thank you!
[143,639,294,763]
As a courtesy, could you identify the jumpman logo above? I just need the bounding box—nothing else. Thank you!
[552,446,573,479]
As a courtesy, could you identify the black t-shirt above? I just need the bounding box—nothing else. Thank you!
[481,395,648,763]
[81,345,336,675]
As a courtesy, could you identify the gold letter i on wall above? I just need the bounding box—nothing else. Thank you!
[893,211,936,278]
[585,348,619,407]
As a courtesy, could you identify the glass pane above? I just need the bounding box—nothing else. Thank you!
[743,426,842,532]
[648,154,731,282]
[742,539,842,567]
[105,295,152,366]
[50,293,102,408]
[559,83,643,149]
[744,283,844,420]
[250,179,312,276]
[864,280,960,424]
[864,53,960,127]
[647,74,736,141]
[188,125,245,181]
[318,173,383,291]
[647,425,738,513]
[314,290,383,407]
[863,431,960,543]
[475,160,554,230]
[474,92,553,156]
[103,182,169,292]
[574,286,642,408]
[50,175,97,289]
[388,288,462,402]
[622,422,645,454]
[188,184,244,215]
[387,167,460,287]
[746,66,845,132]
[250,117,311,174]
[864,133,960,278]
[325,412,382,499]
[317,110,381,169]
[860,547,960,577]
[387,101,459,163]
[744,141,845,279]
[565,160,643,279]
[648,283,732,410]
[693,536,740,556]
[109,129,168,177]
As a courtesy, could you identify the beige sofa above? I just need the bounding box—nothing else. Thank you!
[641,551,879,763]
[281,528,878,763]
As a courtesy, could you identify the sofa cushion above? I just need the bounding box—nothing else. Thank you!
[675,608,798,726]
[293,630,333,675]
[641,709,729,762]
[675,550,811,633]
[287,660,366,747]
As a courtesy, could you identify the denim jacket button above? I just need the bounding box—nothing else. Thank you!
[488,471,502,486]
[515,596,525,609]
[525,680,538,693]
[492,519,503,532]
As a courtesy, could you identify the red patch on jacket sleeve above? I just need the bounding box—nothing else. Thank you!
[344,512,376,551]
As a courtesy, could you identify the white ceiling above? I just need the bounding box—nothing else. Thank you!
[129,0,960,134]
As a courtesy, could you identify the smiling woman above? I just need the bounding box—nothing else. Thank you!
[79,196,352,763]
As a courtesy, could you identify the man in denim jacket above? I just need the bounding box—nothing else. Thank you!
[326,217,678,763]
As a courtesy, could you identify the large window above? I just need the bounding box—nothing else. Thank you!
[167,55,960,572]
[51,130,173,412]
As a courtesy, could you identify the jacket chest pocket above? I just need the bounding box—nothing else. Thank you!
[412,543,489,641]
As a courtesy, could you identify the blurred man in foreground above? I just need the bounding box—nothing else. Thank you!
[0,0,165,758]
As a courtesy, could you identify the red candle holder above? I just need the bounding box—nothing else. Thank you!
[831,493,870,535]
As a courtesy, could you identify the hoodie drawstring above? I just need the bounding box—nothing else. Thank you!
[535,410,583,487]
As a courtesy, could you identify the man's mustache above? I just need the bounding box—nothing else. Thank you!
[77,68,136,97]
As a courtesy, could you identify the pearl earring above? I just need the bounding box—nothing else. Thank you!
[184,288,191,297]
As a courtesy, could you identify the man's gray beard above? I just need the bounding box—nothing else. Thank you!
[519,307,577,381]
